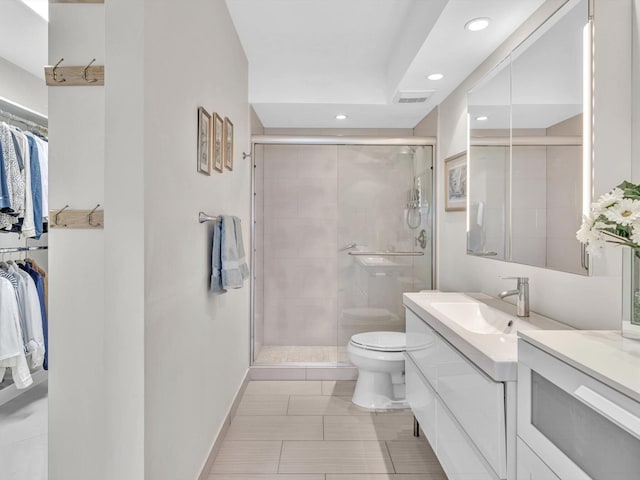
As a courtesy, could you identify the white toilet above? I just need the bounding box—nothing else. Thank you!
[348,331,408,409]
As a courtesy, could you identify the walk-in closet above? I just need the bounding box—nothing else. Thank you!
[0,98,50,479]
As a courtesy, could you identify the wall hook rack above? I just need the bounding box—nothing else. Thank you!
[242,152,252,160]
[87,204,102,226]
[45,58,105,86]
[54,205,69,225]
[82,59,98,83]
[51,58,66,83]
[50,206,105,229]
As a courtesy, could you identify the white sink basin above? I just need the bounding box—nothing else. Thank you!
[429,302,515,335]
[403,291,573,381]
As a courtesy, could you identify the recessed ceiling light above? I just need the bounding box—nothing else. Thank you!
[335,114,348,120]
[427,73,444,81]
[476,116,489,121]
[465,17,490,31]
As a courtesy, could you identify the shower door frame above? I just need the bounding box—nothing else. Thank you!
[250,135,437,366]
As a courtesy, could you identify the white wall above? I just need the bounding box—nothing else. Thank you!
[251,106,265,135]
[413,107,438,137]
[104,0,145,478]
[435,0,630,330]
[48,1,250,479]
[0,56,47,115]
[142,1,250,479]
[48,4,106,479]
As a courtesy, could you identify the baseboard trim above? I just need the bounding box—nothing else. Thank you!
[250,365,358,381]
[197,369,250,480]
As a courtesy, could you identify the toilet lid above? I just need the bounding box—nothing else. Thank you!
[351,331,406,352]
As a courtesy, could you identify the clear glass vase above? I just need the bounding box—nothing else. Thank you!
[622,247,640,339]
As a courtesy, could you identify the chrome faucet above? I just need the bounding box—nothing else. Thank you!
[498,276,529,317]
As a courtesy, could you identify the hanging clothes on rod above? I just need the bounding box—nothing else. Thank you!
[0,249,49,389]
[0,109,48,137]
[0,119,49,239]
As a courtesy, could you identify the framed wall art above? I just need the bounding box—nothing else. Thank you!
[196,107,212,175]
[444,151,467,212]
[212,112,224,173]
[223,117,234,171]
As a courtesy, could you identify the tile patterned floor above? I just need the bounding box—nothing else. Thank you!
[208,380,447,479]
[255,347,350,364]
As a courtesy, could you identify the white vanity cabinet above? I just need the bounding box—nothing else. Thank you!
[517,334,640,480]
[516,439,559,480]
[406,308,515,480]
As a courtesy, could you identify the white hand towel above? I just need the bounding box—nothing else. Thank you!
[221,215,249,289]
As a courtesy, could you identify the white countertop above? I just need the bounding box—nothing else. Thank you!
[403,291,572,381]
[518,330,640,403]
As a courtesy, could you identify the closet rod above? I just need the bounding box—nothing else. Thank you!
[0,109,48,133]
[0,246,49,254]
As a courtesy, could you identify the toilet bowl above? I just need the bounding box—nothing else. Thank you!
[348,331,408,409]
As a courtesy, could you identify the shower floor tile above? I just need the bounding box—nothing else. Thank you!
[256,346,350,363]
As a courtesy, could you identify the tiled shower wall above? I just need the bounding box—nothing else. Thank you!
[511,146,547,267]
[546,114,583,274]
[260,145,339,346]
[336,146,432,345]
[255,144,433,352]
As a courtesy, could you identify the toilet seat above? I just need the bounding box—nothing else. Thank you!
[350,331,406,352]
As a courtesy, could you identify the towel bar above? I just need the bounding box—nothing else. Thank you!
[348,251,424,256]
[199,212,220,223]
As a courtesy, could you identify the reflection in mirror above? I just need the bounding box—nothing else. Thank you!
[467,0,590,275]
[468,56,511,261]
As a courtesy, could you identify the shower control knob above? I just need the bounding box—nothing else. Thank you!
[416,229,427,249]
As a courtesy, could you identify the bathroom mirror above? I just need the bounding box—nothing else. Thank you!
[467,0,591,275]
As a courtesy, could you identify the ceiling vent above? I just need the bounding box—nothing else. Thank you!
[392,90,434,104]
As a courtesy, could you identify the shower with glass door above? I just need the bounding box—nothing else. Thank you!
[251,140,434,365]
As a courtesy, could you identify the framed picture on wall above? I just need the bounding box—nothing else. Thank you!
[444,151,467,212]
[197,107,212,175]
[223,117,234,171]
[213,112,224,173]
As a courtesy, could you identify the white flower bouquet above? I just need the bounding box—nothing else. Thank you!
[577,181,640,256]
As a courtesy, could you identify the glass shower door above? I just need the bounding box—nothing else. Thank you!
[336,145,433,363]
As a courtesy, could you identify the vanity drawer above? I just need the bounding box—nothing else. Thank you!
[406,309,438,388]
[405,354,437,444]
[437,333,507,479]
[517,437,559,480]
[518,340,640,480]
[406,307,507,478]
[436,400,499,480]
